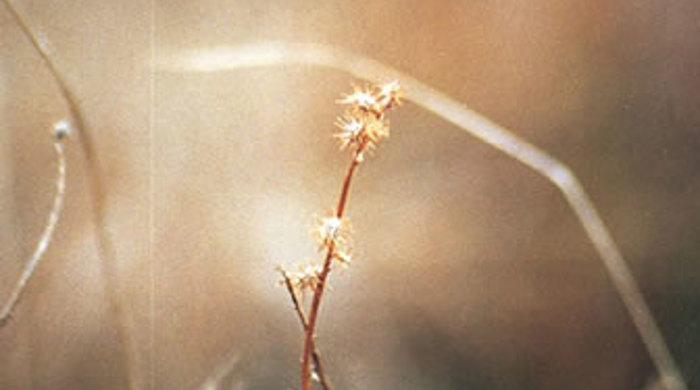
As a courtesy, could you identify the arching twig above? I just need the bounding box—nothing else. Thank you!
[1,2,137,389]
[0,122,68,327]
[158,43,688,390]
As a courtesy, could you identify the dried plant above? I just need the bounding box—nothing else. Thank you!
[278,81,402,390]
[163,43,689,390]
[0,121,69,327]
[2,1,137,388]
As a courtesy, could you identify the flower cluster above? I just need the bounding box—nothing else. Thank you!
[279,82,401,295]
[279,215,353,294]
[312,215,352,265]
[284,261,323,295]
[334,80,402,161]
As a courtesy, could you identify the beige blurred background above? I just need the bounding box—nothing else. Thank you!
[1,1,699,389]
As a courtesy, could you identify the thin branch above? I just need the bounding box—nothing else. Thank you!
[198,268,335,390]
[279,269,334,390]
[158,43,689,390]
[1,2,138,389]
[0,124,68,326]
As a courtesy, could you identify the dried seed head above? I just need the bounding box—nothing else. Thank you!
[334,113,364,150]
[313,216,349,248]
[375,80,403,111]
[312,215,353,264]
[334,80,401,158]
[284,261,323,294]
[337,84,378,112]
[363,115,390,148]
[334,113,389,152]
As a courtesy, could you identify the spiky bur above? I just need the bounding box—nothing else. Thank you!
[313,215,352,266]
[335,80,402,162]
[277,81,402,390]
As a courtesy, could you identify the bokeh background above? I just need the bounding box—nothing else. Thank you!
[1,1,699,389]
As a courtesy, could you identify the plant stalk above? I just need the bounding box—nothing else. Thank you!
[301,151,362,390]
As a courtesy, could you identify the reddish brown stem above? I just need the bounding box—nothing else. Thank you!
[336,157,360,217]
[301,150,363,390]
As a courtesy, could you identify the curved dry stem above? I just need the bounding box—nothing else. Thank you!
[0,129,67,327]
[158,43,687,390]
[1,1,137,389]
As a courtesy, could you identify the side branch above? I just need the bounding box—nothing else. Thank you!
[279,269,333,390]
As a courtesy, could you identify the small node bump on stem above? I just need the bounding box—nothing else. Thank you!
[53,119,72,141]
